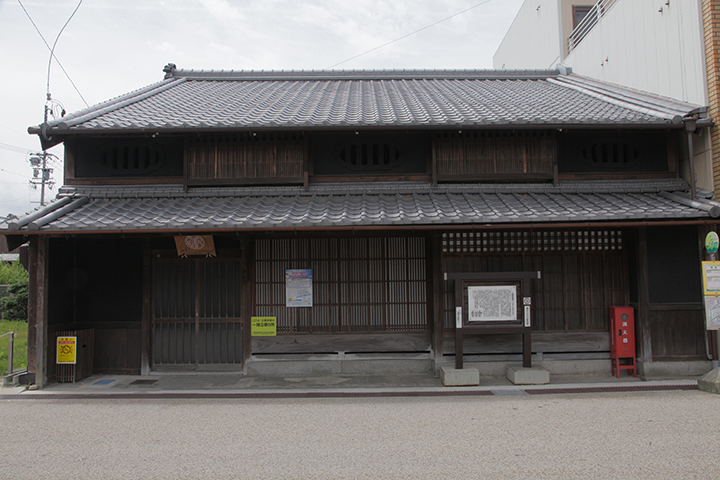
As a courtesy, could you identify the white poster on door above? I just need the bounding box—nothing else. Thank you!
[286,269,313,307]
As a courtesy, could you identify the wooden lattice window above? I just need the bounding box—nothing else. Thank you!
[443,230,622,253]
[337,142,403,171]
[255,237,428,334]
[443,230,628,332]
[100,145,164,174]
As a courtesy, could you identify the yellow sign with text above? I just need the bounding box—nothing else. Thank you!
[251,317,277,336]
[57,336,77,364]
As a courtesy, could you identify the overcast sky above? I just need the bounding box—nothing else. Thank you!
[0,0,524,219]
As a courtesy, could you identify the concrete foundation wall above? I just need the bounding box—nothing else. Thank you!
[246,355,712,379]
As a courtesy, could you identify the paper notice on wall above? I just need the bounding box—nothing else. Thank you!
[286,269,313,307]
[468,285,517,322]
[705,296,720,330]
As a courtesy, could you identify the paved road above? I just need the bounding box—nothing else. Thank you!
[3,390,719,479]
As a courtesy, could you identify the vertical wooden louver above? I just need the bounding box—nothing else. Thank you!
[255,237,428,334]
[186,133,305,185]
[433,130,555,181]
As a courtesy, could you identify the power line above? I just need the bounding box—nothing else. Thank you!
[326,0,494,69]
[0,168,30,179]
[0,142,33,155]
[17,0,89,107]
[45,0,84,99]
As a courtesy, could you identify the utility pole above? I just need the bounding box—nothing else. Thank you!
[28,151,57,206]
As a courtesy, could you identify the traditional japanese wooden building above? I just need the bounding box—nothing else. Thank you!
[3,65,718,386]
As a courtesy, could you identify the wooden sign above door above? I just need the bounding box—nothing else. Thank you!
[174,235,217,257]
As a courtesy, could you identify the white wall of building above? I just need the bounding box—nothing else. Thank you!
[563,0,712,193]
[564,0,707,105]
[493,0,562,69]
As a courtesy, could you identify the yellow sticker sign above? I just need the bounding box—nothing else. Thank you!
[57,336,77,364]
[251,317,277,336]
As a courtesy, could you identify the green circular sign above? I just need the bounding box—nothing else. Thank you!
[706,231,719,254]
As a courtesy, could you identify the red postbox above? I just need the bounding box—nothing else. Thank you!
[610,306,636,377]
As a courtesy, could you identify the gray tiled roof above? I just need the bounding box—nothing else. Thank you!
[4,180,717,234]
[31,69,705,137]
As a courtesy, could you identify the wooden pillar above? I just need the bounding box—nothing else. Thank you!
[427,233,444,368]
[140,238,152,375]
[636,227,653,365]
[240,237,254,370]
[27,236,49,388]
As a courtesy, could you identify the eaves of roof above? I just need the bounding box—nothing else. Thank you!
[3,180,719,236]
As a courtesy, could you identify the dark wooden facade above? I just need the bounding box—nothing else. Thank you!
[20,124,712,385]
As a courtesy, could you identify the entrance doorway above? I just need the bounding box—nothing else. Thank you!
[152,257,244,370]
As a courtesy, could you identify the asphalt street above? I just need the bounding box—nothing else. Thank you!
[3,389,719,479]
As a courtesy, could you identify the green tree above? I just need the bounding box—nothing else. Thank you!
[1,283,28,322]
[0,261,28,284]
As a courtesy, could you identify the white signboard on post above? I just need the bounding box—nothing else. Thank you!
[468,285,517,322]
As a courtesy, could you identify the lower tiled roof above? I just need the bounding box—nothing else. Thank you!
[3,180,718,234]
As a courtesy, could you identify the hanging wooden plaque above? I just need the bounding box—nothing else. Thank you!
[174,235,216,257]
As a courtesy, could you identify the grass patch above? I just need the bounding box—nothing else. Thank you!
[0,320,28,374]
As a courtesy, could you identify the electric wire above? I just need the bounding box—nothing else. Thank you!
[0,168,30,178]
[46,0,84,99]
[17,0,89,107]
[0,142,33,155]
[326,0,495,69]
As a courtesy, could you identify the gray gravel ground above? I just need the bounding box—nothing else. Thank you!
[3,390,719,479]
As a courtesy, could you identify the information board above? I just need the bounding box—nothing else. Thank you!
[467,285,517,322]
[702,261,720,295]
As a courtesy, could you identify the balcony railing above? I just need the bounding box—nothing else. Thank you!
[568,0,619,53]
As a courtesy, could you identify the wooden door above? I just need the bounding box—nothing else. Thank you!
[152,257,243,370]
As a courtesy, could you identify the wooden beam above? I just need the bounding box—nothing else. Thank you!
[241,237,254,369]
[140,238,151,375]
[427,233,444,366]
[27,236,49,387]
[636,227,653,363]
[251,333,430,354]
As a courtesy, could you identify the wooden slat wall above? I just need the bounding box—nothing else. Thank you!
[650,304,706,359]
[255,236,428,334]
[443,230,628,332]
[433,130,555,179]
[187,133,304,183]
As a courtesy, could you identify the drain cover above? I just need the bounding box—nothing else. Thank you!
[129,379,158,385]
[93,379,115,386]
[491,389,528,396]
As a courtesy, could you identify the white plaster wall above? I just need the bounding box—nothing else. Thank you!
[493,0,562,69]
[680,131,714,194]
[564,0,707,105]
